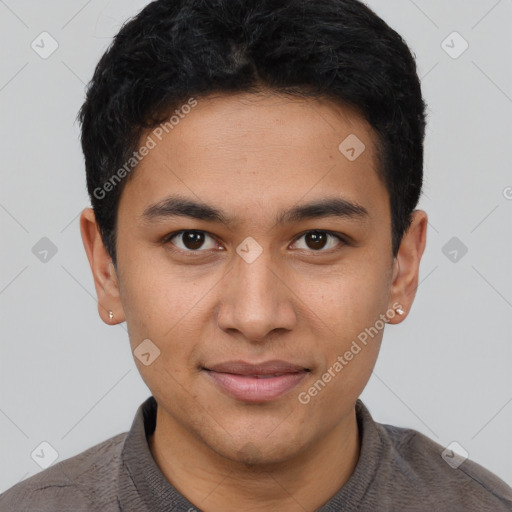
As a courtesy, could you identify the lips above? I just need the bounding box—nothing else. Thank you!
[203,360,310,402]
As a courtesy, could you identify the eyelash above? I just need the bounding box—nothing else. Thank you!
[160,229,348,256]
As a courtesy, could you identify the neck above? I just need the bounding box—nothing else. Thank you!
[148,407,360,511]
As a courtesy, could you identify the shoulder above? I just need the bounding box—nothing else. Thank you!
[376,421,512,511]
[0,432,127,512]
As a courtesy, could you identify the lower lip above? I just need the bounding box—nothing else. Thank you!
[204,370,308,402]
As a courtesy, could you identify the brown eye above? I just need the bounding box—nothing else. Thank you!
[167,230,217,251]
[292,230,345,252]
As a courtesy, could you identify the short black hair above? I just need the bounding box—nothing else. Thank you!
[78,0,427,266]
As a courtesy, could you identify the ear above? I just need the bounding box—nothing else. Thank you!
[387,210,428,324]
[80,207,126,325]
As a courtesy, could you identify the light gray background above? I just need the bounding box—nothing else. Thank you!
[1,0,511,493]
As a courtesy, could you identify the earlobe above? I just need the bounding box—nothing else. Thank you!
[79,207,126,325]
[387,210,428,325]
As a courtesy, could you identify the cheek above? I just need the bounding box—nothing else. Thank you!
[117,263,210,384]
[306,260,389,389]
[118,254,204,338]
[306,260,390,331]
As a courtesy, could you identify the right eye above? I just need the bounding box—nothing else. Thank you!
[162,230,222,253]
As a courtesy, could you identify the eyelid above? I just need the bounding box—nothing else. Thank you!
[161,229,348,253]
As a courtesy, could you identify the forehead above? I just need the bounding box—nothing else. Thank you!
[118,92,389,229]
[159,92,374,158]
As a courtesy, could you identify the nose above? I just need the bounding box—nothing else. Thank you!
[215,246,297,343]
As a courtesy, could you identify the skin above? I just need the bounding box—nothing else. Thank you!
[80,91,427,511]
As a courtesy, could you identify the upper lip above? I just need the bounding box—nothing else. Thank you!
[204,360,310,375]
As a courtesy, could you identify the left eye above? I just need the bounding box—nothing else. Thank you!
[291,230,345,252]
[164,230,345,253]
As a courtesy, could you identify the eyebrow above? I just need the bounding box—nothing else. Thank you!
[141,194,369,228]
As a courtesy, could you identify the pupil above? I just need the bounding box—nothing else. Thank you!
[306,231,327,250]
[184,231,204,250]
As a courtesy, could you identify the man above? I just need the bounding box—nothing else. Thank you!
[2,0,511,510]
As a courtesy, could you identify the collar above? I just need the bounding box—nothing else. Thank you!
[119,396,382,512]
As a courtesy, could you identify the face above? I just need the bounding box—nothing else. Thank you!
[82,92,426,466]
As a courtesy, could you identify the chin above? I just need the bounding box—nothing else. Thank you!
[211,432,306,469]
